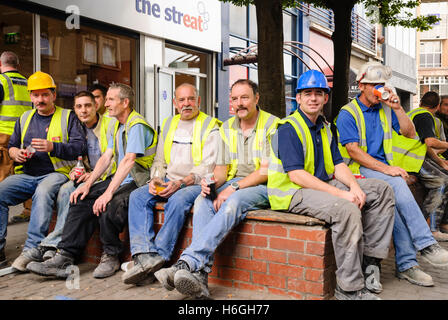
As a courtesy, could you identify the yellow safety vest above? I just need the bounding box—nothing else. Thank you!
[111,109,157,186]
[407,107,445,160]
[0,72,32,135]
[160,111,221,166]
[336,99,426,174]
[267,111,335,211]
[15,106,77,177]
[220,109,279,181]
[95,113,117,179]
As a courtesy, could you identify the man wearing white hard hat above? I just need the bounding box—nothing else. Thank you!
[336,61,448,288]
[1,71,85,271]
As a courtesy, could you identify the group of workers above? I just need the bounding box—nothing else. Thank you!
[1,49,448,300]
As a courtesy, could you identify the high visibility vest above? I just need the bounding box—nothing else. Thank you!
[14,106,77,177]
[0,72,32,135]
[111,109,157,187]
[407,107,445,160]
[98,113,117,179]
[267,111,335,211]
[160,111,221,166]
[220,109,279,181]
[336,99,426,174]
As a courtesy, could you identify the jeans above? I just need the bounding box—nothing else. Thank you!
[180,178,270,273]
[359,166,436,272]
[40,180,77,249]
[128,183,202,261]
[0,172,68,251]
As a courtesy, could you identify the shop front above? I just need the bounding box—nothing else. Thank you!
[0,0,221,128]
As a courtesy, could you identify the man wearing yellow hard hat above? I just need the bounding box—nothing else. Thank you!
[0,70,86,271]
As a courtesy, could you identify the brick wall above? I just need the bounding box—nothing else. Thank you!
[49,204,336,300]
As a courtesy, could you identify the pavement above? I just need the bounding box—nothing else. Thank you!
[1,204,448,301]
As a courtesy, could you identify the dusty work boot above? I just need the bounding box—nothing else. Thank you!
[334,285,381,300]
[420,243,448,267]
[122,252,165,285]
[121,260,155,286]
[362,256,383,294]
[42,248,57,261]
[432,231,448,242]
[93,253,120,279]
[0,248,6,268]
[26,250,75,278]
[12,246,47,272]
[9,212,30,224]
[174,269,211,299]
[154,260,190,291]
[396,266,434,287]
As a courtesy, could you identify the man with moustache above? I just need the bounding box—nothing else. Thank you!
[154,79,279,299]
[121,83,220,285]
[27,83,156,279]
[32,91,116,262]
[1,71,85,270]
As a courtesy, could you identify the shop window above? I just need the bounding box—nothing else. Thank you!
[0,5,34,78]
[40,16,136,110]
[420,41,442,68]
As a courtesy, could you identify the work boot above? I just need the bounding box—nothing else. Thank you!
[432,231,448,242]
[362,256,383,294]
[26,250,75,278]
[154,260,190,291]
[0,248,6,268]
[396,266,434,287]
[334,285,381,300]
[174,269,211,299]
[12,246,47,272]
[93,253,120,279]
[9,212,30,224]
[120,261,155,286]
[122,252,165,285]
[420,243,448,267]
[42,248,57,261]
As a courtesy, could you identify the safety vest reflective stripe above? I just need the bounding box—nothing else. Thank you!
[392,146,425,160]
[0,73,32,135]
[267,112,334,210]
[221,110,278,181]
[161,111,220,166]
[15,106,76,176]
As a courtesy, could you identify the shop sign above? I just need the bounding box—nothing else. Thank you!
[27,0,221,52]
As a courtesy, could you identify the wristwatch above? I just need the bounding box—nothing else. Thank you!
[179,180,187,189]
[230,181,240,191]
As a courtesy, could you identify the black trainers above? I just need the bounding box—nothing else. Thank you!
[26,250,75,278]
[174,268,211,299]
[121,252,165,285]
[334,285,381,300]
[362,256,383,294]
[154,260,190,291]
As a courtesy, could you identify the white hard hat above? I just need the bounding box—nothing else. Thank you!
[356,61,392,84]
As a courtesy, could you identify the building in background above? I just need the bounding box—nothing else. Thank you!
[417,1,448,107]
[0,0,221,130]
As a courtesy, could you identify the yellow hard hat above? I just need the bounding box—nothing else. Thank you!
[27,71,57,91]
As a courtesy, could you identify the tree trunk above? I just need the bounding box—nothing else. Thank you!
[329,1,356,123]
[255,0,285,118]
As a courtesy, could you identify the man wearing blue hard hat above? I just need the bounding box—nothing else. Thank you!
[267,69,395,300]
[336,61,448,288]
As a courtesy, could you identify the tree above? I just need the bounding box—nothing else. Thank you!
[221,0,438,120]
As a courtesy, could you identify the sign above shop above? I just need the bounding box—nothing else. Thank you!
[28,0,221,52]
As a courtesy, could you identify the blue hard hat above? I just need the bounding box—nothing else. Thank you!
[296,70,330,93]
